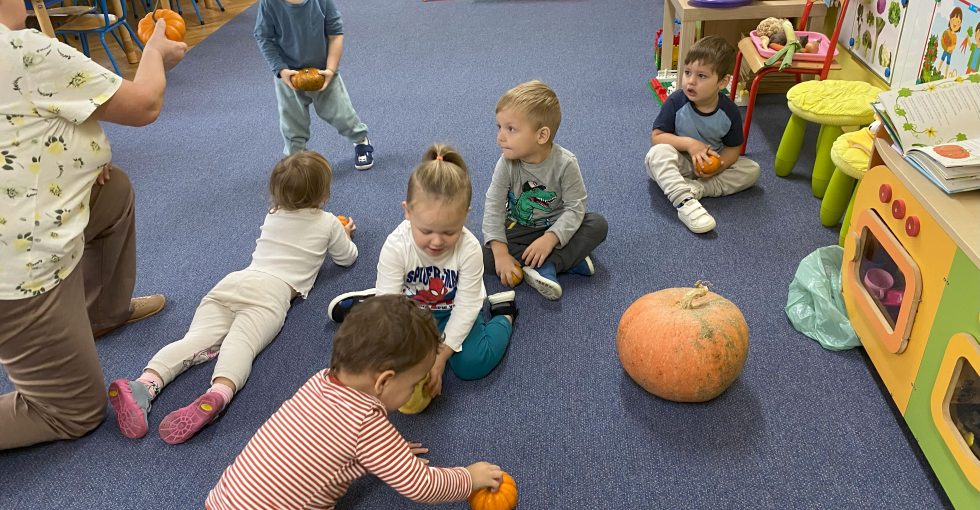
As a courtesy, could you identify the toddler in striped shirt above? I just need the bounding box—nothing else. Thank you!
[207,294,503,509]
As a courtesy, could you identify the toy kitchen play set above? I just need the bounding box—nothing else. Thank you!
[841,131,980,509]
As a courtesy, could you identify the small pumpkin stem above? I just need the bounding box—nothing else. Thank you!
[679,280,712,309]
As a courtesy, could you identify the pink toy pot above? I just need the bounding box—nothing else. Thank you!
[863,268,894,299]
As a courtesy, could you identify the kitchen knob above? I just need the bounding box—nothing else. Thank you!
[879,184,892,202]
[892,199,906,219]
[905,216,920,237]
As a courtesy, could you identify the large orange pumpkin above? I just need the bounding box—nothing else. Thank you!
[291,68,326,91]
[616,281,749,402]
[469,472,518,510]
[137,9,186,44]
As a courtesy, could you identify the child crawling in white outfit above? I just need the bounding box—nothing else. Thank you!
[107,150,357,444]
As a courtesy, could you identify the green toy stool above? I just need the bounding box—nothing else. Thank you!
[774,80,882,198]
[819,127,874,245]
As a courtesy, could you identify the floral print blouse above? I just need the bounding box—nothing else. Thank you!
[0,24,121,299]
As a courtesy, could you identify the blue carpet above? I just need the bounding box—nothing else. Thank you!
[0,1,948,508]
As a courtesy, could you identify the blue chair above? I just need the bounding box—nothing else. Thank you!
[174,0,225,26]
[131,0,225,27]
[54,0,142,75]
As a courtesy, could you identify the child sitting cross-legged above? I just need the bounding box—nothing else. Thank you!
[328,144,517,414]
[206,294,504,509]
[644,35,761,234]
[483,80,608,301]
[107,151,357,444]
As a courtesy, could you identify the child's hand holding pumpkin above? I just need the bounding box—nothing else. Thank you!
[317,69,336,92]
[425,344,452,397]
[279,69,299,91]
[466,462,503,492]
[493,253,523,288]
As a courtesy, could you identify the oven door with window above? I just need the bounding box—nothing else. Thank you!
[843,209,922,354]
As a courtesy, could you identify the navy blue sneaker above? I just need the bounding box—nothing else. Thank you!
[567,255,595,276]
[523,262,562,300]
[327,288,375,322]
[354,142,374,171]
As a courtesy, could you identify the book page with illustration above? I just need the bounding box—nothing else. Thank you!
[876,74,980,154]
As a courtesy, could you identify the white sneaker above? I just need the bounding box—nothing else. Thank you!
[676,198,716,233]
[522,266,562,300]
[487,290,516,305]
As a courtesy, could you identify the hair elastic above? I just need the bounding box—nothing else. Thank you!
[435,155,444,161]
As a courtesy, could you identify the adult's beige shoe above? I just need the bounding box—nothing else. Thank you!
[94,294,166,338]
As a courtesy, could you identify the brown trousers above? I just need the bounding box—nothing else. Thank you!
[0,167,136,450]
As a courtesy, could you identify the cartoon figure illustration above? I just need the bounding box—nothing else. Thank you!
[940,7,963,78]
[966,22,980,73]
[507,180,557,227]
[409,276,455,307]
[180,347,220,371]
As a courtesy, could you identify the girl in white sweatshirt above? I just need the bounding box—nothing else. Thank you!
[328,144,517,413]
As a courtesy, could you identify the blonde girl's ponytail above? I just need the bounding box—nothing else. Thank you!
[406,143,472,208]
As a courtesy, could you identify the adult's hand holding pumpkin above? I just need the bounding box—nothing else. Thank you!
[466,462,503,492]
[145,19,187,71]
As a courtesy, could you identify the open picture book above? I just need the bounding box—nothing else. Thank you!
[873,73,980,193]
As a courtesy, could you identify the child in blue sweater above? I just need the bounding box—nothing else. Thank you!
[254,0,375,170]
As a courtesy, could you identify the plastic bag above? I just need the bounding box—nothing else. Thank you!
[785,245,860,351]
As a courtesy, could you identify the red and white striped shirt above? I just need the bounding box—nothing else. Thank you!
[206,370,472,509]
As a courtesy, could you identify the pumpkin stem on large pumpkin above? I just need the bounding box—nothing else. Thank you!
[679,280,712,309]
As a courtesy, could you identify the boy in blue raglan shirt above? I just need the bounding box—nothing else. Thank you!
[644,36,760,234]
[255,0,374,170]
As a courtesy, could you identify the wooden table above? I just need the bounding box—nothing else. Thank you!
[29,0,147,65]
[661,0,827,72]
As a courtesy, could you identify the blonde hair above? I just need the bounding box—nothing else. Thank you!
[268,151,332,212]
[496,80,561,144]
[406,144,472,209]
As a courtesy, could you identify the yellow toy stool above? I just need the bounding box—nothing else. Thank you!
[775,80,882,198]
[820,127,874,245]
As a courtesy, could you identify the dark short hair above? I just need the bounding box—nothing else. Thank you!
[269,151,332,212]
[684,35,737,78]
[330,295,441,374]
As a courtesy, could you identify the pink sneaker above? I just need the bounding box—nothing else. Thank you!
[158,392,224,444]
[107,379,150,439]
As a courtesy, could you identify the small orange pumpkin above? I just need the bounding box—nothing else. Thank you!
[291,68,326,91]
[510,263,523,287]
[695,154,722,176]
[616,281,749,402]
[137,9,186,45]
[337,215,350,226]
[468,472,518,510]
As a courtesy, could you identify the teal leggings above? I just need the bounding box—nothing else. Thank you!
[433,309,512,381]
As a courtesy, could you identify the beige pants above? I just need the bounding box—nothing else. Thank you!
[145,270,293,392]
[0,167,136,450]
[644,144,760,205]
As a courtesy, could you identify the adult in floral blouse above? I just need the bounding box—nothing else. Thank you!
[0,0,186,449]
